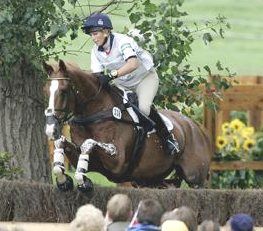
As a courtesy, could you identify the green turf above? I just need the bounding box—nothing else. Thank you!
[181,0,263,75]
[52,170,116,187]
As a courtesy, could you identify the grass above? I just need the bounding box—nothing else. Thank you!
[181,0,263,75]
[52,168,116,187]
[51,0,263,186]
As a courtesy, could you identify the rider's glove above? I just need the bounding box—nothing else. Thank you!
[98,74,112,87]
[98,70,118,88]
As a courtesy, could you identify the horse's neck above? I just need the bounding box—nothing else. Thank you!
[72,70,98,97]
[72,69,116,114]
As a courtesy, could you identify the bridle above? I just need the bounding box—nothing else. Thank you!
[45,77,74,124]
[45,76,104,124]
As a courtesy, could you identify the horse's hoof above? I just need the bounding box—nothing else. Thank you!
[56,174,74,192]
[77,176,94,194]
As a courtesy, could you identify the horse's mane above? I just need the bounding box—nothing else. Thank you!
[47,60,93,76]
[49,61,121,102]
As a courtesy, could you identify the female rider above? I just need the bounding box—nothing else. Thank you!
[82,12,179,156]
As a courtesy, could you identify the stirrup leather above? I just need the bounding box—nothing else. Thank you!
[166,134,180,155]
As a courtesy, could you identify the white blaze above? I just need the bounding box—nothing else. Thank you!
[48,80,59,112]
[45,79,59,140]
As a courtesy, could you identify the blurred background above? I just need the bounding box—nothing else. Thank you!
[182,0,263,75]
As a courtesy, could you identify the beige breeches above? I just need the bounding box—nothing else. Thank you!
[135,69,159,116]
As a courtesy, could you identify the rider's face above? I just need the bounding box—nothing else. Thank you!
[90,30,108,46]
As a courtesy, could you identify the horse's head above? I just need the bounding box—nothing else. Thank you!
[43,60,75,140]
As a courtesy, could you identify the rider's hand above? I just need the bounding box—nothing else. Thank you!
[98,74,112,87]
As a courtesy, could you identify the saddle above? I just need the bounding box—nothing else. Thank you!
[115,86,174,133]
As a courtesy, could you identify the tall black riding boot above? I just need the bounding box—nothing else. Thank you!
[130,104,156,133]
[136,111,156,133]
[149,108,180,155]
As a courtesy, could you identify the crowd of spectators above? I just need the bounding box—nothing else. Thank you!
[69,193,255,231]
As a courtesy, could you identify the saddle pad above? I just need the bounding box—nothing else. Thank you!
[160,113,174,131]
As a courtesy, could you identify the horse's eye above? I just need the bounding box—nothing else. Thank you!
[60,90,67,97]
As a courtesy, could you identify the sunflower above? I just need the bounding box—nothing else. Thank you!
[230,119,245,132]
[216,136,227,149]
[241,126,255,137]
[222,122,231,135]
[232,136,241,151]
[243,138,256,151]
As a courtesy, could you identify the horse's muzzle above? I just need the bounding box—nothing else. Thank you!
[45,115,62,140]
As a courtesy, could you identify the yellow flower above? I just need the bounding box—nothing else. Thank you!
[222,122,231,135]
[216,136,227,149]
[243,139,256,151]
[232,136,241,151]
[230,119,245,132]
[241,127,255,137]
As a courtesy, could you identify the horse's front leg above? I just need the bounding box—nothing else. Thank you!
[53,136,78,191]
[75,138,117,193]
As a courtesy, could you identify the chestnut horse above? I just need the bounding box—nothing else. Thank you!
[44,60,212,193]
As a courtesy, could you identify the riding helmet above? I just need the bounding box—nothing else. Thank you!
[82,12,113,34]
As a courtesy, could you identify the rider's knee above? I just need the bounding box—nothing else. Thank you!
[138,104,151,116]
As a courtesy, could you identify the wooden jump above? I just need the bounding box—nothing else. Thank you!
[203,75,263,172]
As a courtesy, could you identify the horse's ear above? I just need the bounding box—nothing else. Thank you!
[43,62,54,76]
[59,59,67,73]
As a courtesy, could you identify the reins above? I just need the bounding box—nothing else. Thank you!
[47,77,71,81]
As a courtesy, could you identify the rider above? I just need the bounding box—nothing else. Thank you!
[82,12,179,156]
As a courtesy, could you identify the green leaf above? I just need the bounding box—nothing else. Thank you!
[219,28,224,38]
[216,61,224,71]
[202,32,213,45]
[129,12,141,24]
[203,65,211,75]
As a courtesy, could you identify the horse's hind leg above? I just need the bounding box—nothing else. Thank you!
[162,167,184,188]
[53,136,74,191]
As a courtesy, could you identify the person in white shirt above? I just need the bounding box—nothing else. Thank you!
[82,12,179,155]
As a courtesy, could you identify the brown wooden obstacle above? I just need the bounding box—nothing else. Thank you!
[203,75,263,171]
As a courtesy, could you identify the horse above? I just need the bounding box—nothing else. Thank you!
[43,60,212,193]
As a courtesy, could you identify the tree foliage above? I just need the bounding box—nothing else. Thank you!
[0,0,79,77]
[127,0,235,114]
[0,152,22,179]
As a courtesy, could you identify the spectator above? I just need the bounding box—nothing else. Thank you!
[70,204,105,231]
[227,213,254,231]
[198,220,221,231]
[127,199,164,231]
[161,220,189,231]
[161,206,197,231]
[0,226,9,231]
[106,193,133,231]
